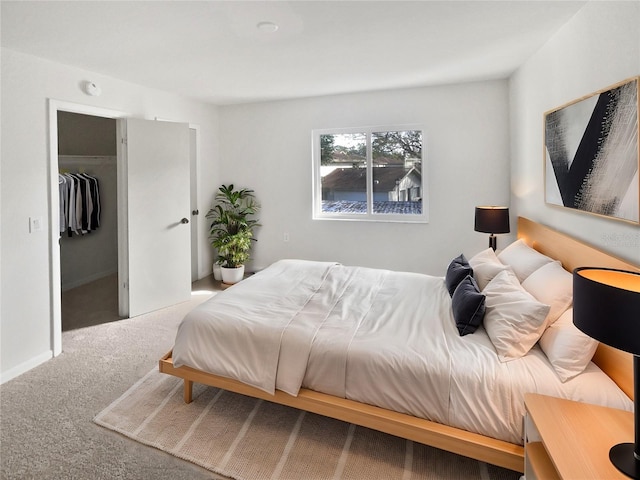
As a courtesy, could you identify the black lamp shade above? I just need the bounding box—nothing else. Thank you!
[474,206,510,234]
[573,267,640,479]
[573,267,640,355]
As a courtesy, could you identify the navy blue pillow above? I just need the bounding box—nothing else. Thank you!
[452,275,486,336]
[445,254,473,297]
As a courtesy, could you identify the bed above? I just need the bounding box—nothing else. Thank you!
[159,217,637,473]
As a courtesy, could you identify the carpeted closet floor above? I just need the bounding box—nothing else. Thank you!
[61,274,121,331]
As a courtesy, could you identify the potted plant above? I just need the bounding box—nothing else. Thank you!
[206,184,260,284]
[212,260,223,281]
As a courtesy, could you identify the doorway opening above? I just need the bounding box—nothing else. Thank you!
[57,111,121,331]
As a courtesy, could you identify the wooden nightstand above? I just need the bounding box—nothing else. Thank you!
[524,393,634,480]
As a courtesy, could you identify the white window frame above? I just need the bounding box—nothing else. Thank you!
[312,124,428,223]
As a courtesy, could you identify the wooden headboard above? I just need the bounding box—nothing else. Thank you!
[517,217,638,400]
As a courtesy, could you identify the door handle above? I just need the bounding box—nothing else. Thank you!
[192,209,199,216]
[181,218,189,224]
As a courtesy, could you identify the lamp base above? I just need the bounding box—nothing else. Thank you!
[609,443,639,479]
[488,235,497,251]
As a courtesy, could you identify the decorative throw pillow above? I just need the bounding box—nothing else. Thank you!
[522,261,573,327]
[451,275,486,336]
[497,238,554,283]
[483,269,550,362]
[445,254,473,297]
[539,308,599,382]
[469,248,509,291]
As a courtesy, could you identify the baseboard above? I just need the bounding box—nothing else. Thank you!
[0,350,53,385]
[61,268,117,292]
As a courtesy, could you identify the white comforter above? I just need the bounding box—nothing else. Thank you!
[172,259,632,444]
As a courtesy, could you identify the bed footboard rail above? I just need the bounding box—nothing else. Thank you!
[159,351,524,473]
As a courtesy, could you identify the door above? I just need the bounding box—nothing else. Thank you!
[118,118,191,317]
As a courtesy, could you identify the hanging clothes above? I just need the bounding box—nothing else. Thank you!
[59,174,68,233]
[58,172,101,237]
[82,173,101,230]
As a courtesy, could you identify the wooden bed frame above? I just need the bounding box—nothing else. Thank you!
[159,217,637,473]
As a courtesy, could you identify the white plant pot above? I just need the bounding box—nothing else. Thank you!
[221,265,245,285]
[212,263,222,281]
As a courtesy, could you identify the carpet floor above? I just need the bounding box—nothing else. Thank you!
[1,279,223,480]
[95,368,521,480]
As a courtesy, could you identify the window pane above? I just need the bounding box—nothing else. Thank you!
[372,130,422,214]
[320,133,367,214]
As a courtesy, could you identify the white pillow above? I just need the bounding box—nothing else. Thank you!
[469,248,509,291]
[498,238,554,283]
[522,261,573,326]
[539,308,599,382]
[483,269,551,362]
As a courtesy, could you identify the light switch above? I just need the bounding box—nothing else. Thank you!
[29,216,43,233]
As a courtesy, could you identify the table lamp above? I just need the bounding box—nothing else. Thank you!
[573,267,640,479]
[474,206,510,250]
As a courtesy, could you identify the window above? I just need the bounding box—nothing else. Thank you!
[312,125,427,222]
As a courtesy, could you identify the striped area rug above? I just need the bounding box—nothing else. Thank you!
[94,369,521,480]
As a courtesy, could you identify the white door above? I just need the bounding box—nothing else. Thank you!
[118,118,191,317]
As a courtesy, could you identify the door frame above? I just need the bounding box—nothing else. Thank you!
[189,124,201,282]
[48,100,127,356]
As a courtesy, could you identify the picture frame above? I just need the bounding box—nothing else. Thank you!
[544,76,639,225]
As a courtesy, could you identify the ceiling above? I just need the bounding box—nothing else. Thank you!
[1,1,587,105]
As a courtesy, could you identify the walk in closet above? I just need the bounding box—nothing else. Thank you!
[58,111,120,330]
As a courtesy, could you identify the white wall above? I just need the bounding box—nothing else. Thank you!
[0,48,220,382]
[219,80,512,276]
[510,1,640,267]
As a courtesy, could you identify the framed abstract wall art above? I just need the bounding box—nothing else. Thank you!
[544,76,639,225]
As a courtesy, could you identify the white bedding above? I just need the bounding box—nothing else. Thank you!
[172,259,633,444]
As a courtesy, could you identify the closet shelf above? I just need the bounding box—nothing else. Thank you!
[58,155,116,166]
